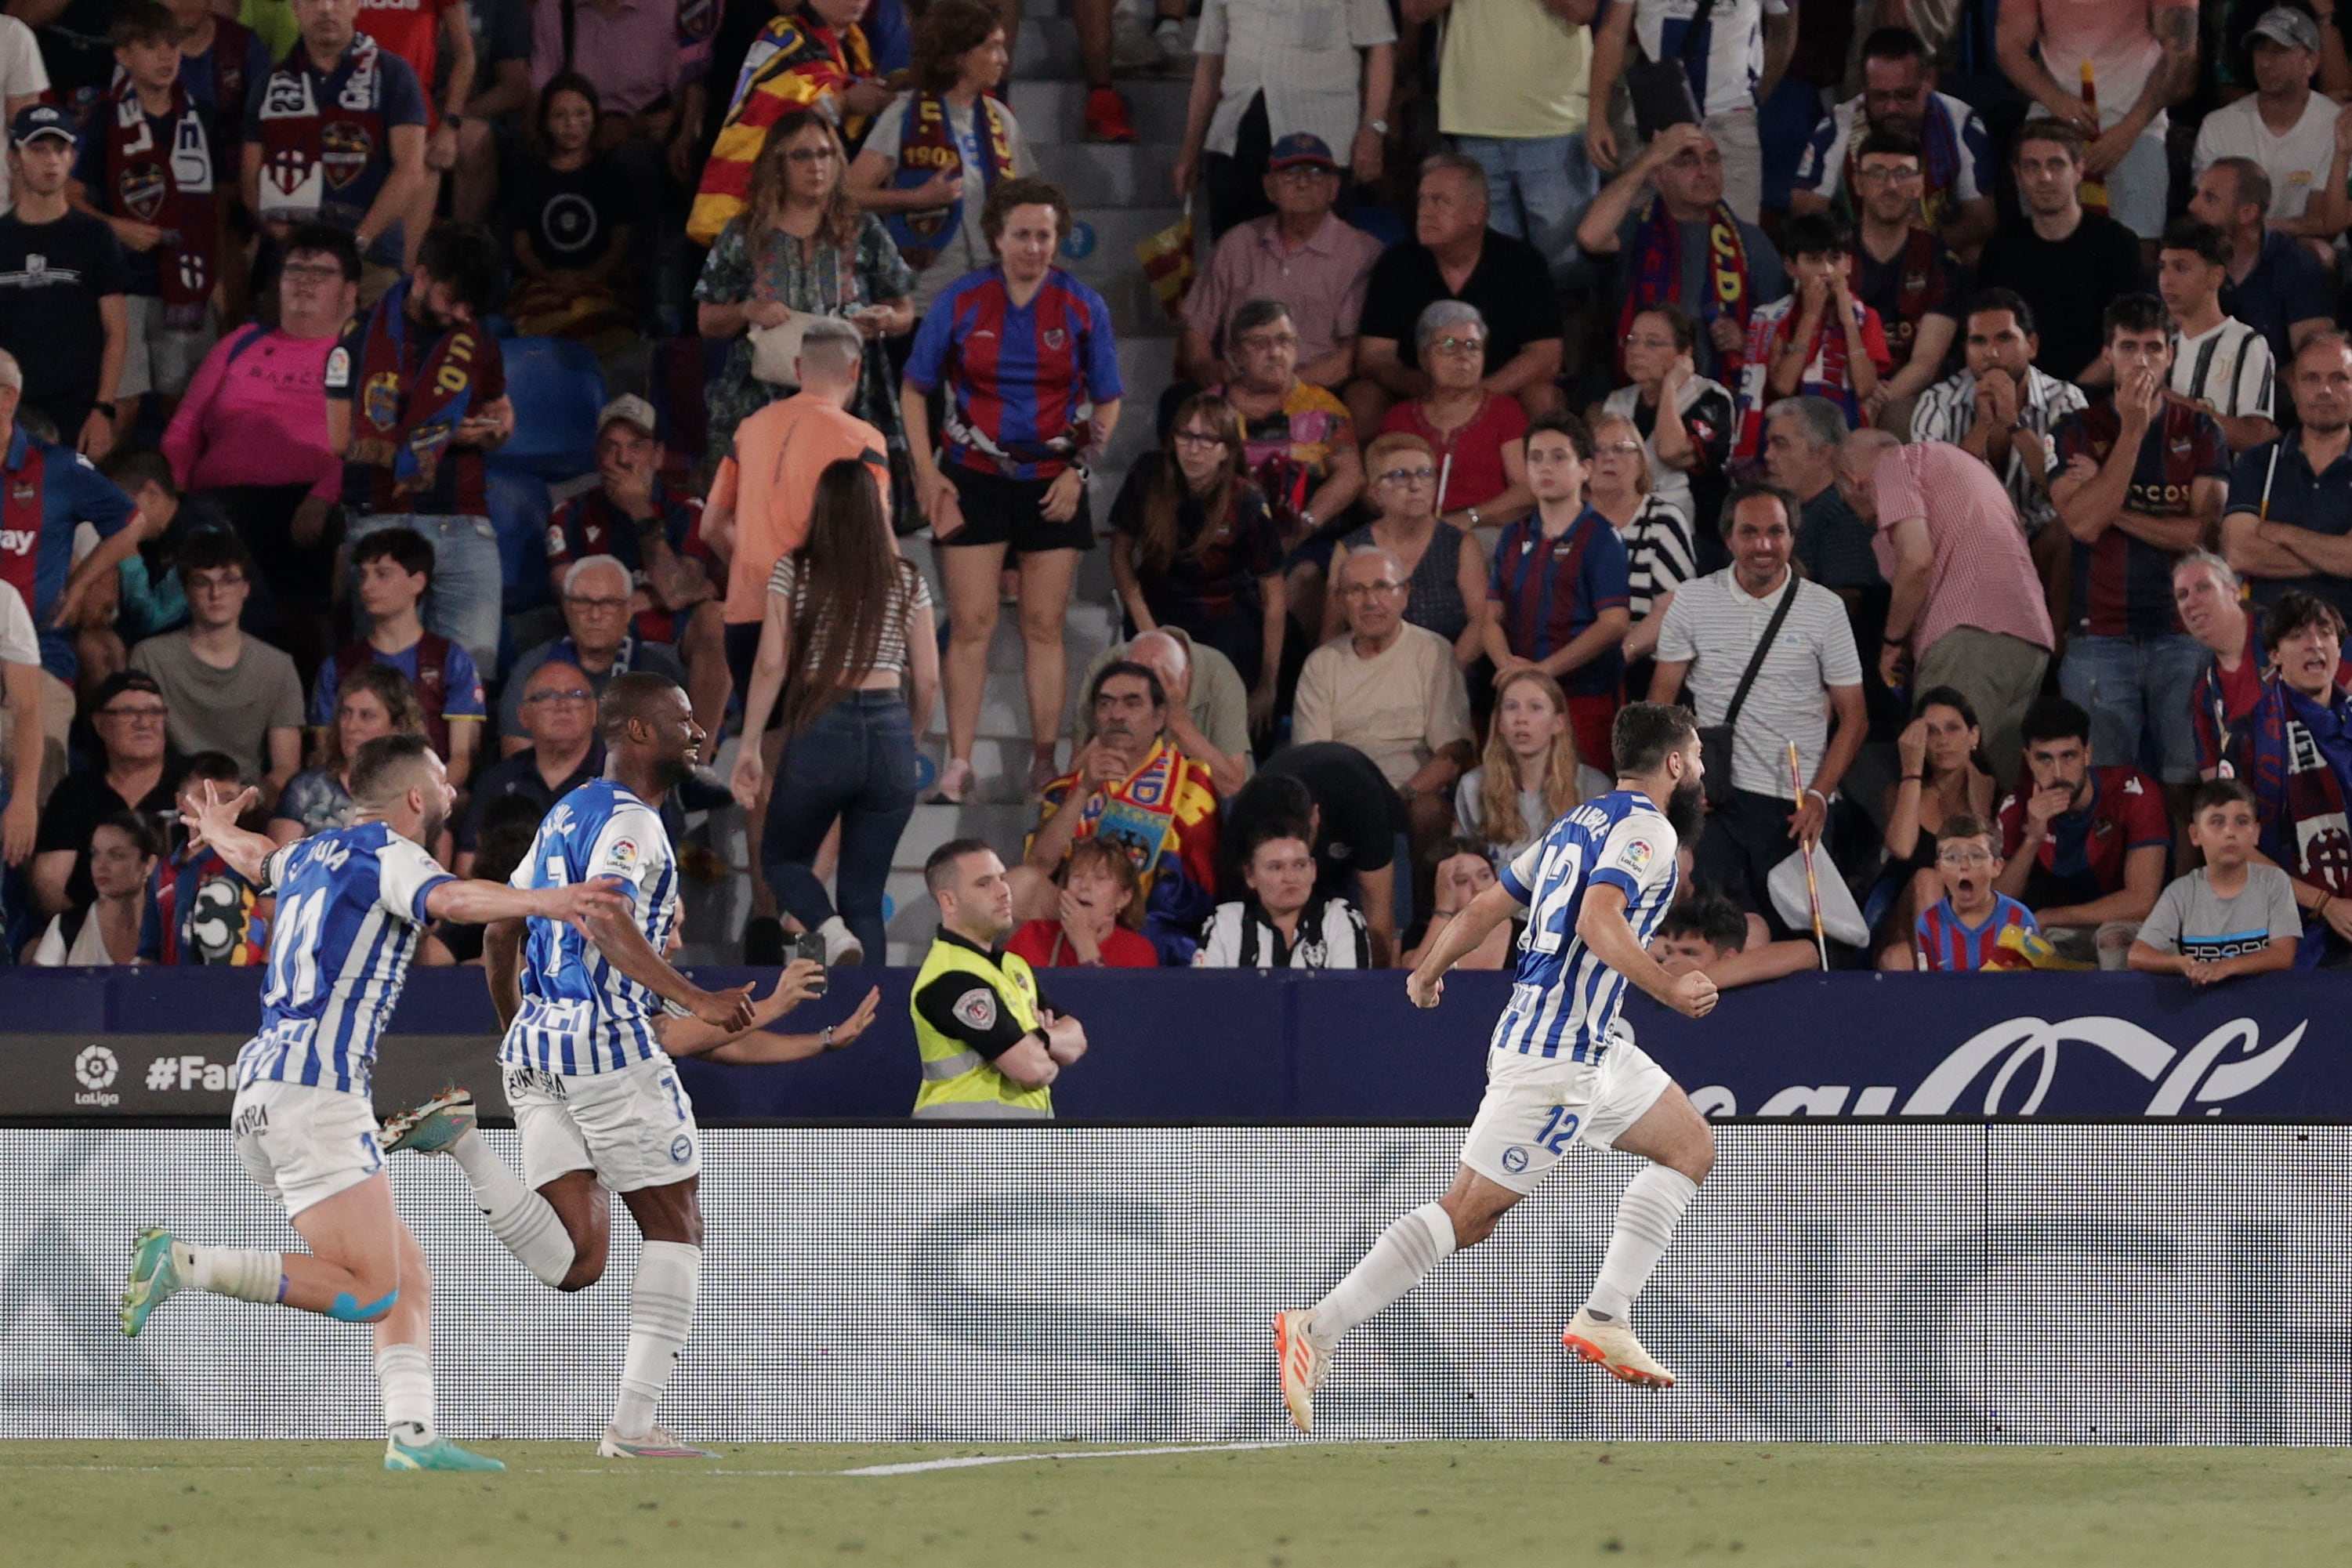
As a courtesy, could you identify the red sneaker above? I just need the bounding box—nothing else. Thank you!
[1085,85,1137,143]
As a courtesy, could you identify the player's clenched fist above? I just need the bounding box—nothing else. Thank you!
[1669,970,1719,1019]
[1405,970,1445,1009]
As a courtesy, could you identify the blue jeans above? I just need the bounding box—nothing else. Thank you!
[761,692,919,959]
[1454,132,1598,277]
[346,511,506,680]
[2058,632,2209,784]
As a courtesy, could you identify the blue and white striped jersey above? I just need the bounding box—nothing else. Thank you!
[501,777,682,1076]
[234,821,455,1096]
[1491,790,1681,1063]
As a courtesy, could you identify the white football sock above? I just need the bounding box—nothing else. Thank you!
[448,1129,575,1288]
[173,1242,281,1303]
[1310,1202,1455,1342]
[1583,1166,1698,1322]
[611,1241,700,1439]
[375,1343,437,1444]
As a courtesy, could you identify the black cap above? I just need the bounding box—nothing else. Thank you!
[10,103,76,147]
[88,670,164,713]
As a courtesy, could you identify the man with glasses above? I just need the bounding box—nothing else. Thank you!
[310,525,486,786]
[1788,26,1997,259]
[1295,545,1474,853]
[1912,814,2038,970]
[126,527,303,807]
[457,659,599,875]
[1844,131,1965,436]
[31,670,176,917]
[1179,135,1382,392]
[498,556,687,755]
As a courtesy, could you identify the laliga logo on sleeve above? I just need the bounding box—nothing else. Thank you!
[1901,1015,2306,1117]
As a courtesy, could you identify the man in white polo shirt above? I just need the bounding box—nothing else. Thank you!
[2192,6,2350,238]
[1648,481,1865,933]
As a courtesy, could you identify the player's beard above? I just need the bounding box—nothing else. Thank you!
[419,802,449,846]
[651,748,695,794]
[1665,773,1705,841]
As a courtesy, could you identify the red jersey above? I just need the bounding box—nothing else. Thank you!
[1004,919,1159,969]
[357,0,456,124]
[1997,765,2169,909]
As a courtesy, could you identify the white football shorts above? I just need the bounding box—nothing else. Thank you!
[503,1054,703,1193]
[231,1080,386,1217]
[1459,1035,1672,1197]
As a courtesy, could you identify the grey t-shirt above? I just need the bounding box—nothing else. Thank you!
[2137,864,2301,961]
[127,631,305,784]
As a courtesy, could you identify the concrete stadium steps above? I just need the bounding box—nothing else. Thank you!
[1032,139,1178,214]
[1009,78,1194,146]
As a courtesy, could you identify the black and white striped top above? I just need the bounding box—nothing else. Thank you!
[1615,493,1698,624]
[1194,894,1372,969]
[2169,317,2274,425]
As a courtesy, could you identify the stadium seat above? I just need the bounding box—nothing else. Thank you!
[487,336,606,483]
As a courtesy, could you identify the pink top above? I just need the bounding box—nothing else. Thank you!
[2006,0,2193,128]
[1380,392,1526,515]
[161,328,342,501]
[1868,442,2054,656]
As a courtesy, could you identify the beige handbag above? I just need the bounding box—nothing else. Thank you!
[748,308,820,388]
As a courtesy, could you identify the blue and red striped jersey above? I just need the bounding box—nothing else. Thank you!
[2053,400,2227,638]
[1915,893,2036,971]
[904,265,1123,481]
[0,427,137,682]
[1486,506,1631,698]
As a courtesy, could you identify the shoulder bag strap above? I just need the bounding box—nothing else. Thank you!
[1672,0,1720,60]
[1720,578,1799,732]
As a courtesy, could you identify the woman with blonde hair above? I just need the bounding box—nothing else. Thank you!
[1452,667,1612,865]
[1586,411,1697,683]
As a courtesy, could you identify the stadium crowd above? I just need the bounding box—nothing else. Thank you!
[0,0,2346,987]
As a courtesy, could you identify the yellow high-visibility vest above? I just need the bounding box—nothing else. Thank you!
[910,932,1052,1120]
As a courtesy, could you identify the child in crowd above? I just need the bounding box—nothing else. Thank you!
[312,528,485,785]
[1650,889,1819,990]
[1914,813,2036,971]
[2128,780,2300,983]
[139,752,266,965]
[1734,212,1892,457]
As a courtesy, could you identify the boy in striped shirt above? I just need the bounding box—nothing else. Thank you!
[1915,813,2037,970]
[2156,218,2278,453]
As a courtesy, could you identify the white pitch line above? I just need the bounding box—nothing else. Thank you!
[835,1442,1287,1476]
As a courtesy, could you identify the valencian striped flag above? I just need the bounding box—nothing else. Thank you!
[1138,200,1197,324]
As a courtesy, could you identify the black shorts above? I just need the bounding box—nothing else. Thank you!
[724,620,783,733]
[937,465,1096,555]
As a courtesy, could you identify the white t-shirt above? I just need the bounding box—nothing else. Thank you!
[1629,0,1788,120]
[2191,91,2339,219]
[0,19,49,212]
[0,578,35,669]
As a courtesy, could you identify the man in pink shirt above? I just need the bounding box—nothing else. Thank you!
[1996,0,2198,245]
[1836,428,2056,783]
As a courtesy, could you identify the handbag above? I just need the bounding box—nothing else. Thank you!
[1624,0,1716,141]
[1698,574,1796,808]
[748,309,821,388]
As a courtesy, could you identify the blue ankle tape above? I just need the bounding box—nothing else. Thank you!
[326,1287,397,1322]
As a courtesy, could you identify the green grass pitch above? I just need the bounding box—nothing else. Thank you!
[5,1442,2350,1566]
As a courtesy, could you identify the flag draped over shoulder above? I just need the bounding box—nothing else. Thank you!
[687,12,872,247]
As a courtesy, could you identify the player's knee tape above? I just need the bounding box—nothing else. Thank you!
[327,1287,399,1322]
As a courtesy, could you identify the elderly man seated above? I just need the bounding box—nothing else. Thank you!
[1293,545,1475,854]
[1075,627,1253,797]
[498,556,689,756]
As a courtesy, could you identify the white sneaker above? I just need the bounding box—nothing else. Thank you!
[1562,1308,1676,1389]
[1151,16,1191,67]
[1273,1309,1334,1433]
[598,1425,716,1458]
[817,914,864,968]
[1109,9,1162,72]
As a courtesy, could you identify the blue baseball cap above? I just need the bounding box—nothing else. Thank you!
[1267,133,1339,173]
[10,103,75,147]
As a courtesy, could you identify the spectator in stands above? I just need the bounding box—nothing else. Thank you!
[2048,295,2225,791]
[1109,393,1285,711]
[1239,747,1404,961]
[75,448,186,691]
[1651,482,1867,933]
[0,104,129,458]
[526,0,687,169]
[1019,661,1221,965]
[1326,433,1486,669]
[1378,302,1533,532]
[1354,154,1563,438]
[27,808,153,964]
[1584,0,1793,223]
[904,176,1122,802]
[498,556,687,749]
[1600,303,1734,541]
[1843,132,1965,433]
[1170,0,1393,237]
[1176,135,1378,391]
[1730,213,1889,458]
[0,15,45,215]
[1078,628,1253,798]
[1837,429,2054,784]
[1067,0,1188,146]
[1649,886,1820,987]
[2184,157,2332,375]
[1877,686,1999,966]
[546,394,726,741]
[139,750,267,965]
[324,222,509,681]
[0,574,37,864]
[501,74,638,348]
[1481,415,1630,765]
[126,527,301,806]
[1994,695,2168,969]
[432,792,544,961]
[2177,549,2349,777]
[30,670,174,916]
[24,0,117,121]
[243,0,428,291]
[1912,813,2038,971]
[2224,592,2352,964]
[1005,836,1158,969]
[2158,218,2278,453]
[1587,411,1694,680]
[449,0,533,223]
[2191,7,2344,241]
[69,5,223,446]
[1770,398,1881,613]
[694,107,915,471]
[846,1,1028,319]
[169,0,270,168]
[1400,837,1513,971]
[730,457,937,968]
[689,0,889,248]
[1973,123,2148,385]
[2223,334,2352,627]
[1296,545,1476,851]
[1789,27,1995,256]
[2129,777,2301,980]
[357,0,473,263]
[1909,290,2086,543]
[1415,0,1597,267]
[269,660,419,842]
[1455,665,1608,867]
[311,527,485,785]
[1994,0,2193,245]
[458,659,597,874]
[1197,817,1371,968]
[161,223,353,667]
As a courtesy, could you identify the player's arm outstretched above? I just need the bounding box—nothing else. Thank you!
[1578,883,1719,1019]
[658,958,883,1063]
[1406,879,1527,1008]
[572,885,760,1032]
[180,782,282,885]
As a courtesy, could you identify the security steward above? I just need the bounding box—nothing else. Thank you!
[910,838,1090,1119]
